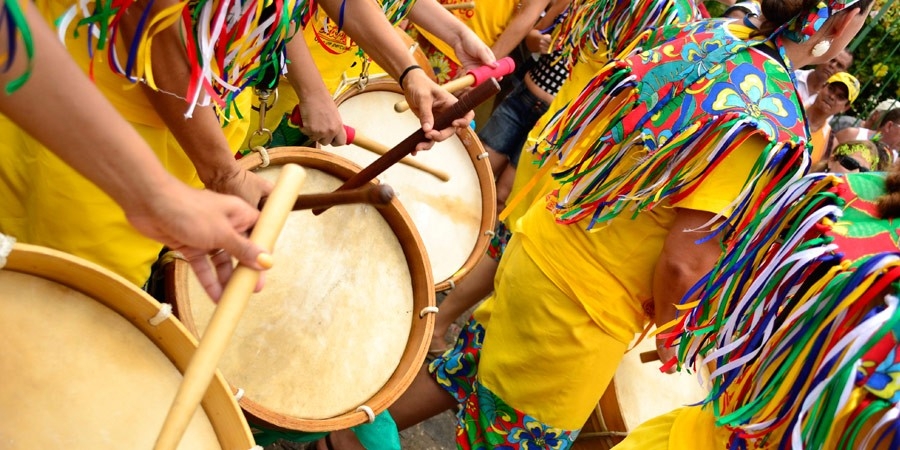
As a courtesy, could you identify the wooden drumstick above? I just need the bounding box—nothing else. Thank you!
[394,57,516,113]
[258,184,395,211]
[313,78,501,216]
[443,1,475,10]
[296,116,450,181]
[154,164,307,450]
[345,127,451,182]
[640,350,661,363]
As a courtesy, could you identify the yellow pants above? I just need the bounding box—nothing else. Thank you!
[474,236,629,430]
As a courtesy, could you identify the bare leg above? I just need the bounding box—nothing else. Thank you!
[486,145,510,180]
[389,366,458,430]
[495,164,517,212]
[316,431,365,450]
[430,256,499,353]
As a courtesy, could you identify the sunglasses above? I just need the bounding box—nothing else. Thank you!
[836,155,869,172]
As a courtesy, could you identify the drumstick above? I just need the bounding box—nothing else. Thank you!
[257,184,395,211]
[443,1,475,10]
[640,351,661,363]
[297,116,451,181]
[154,164,307,450]
[394,57,516,113]
[344,126,451,182]
[313,78,501,216]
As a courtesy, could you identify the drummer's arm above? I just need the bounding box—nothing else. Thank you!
[651,208,724,372]
[0,4,269,298]
[407,0,496,71]
[489,0,553,59]
[283,38,347,146]
[117,0,273,206]
[318,0,473,147]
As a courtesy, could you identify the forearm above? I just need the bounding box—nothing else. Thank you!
[651,211,725,327]
[284,38,331,103]
[490,0,549,58]
[407,0,474,52]
[0,4,179,208]
[118,0,241,187]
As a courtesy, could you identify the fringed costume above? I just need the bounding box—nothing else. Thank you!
[617,172,900,449]
[238,0,417,155]
[429,13,812,449]
[0,0,311,285]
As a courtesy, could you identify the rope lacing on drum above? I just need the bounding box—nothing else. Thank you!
[252,146,271,168]
[234,388,245,401]
[148,303,173,326]
[0,233,15,268]
[447,279,456,291]
[419,306,439,318]
[484,229,495,237]
[356,405,376,423]
[476,151,490,160]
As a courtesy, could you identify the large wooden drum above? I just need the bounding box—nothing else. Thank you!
[573,336,710,450]
[165,147,435,432]
[0,243,255,449]
[323,78,495,291]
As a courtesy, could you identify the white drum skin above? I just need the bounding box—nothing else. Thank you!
[324,79,495,291]
[167,148,435,432]
[0,244,253,450]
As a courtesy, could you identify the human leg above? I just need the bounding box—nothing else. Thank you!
[429,255,499,355]
[495,164,517,210]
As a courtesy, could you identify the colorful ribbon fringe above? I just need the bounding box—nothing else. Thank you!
[1,0,34,93]
[58,0,315,119]
[674,173,900,449]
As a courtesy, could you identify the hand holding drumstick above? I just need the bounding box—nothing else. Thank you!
[155,165,307,450]
[313,78,501,215]
[395,57,516,113]
[295,113,451,181]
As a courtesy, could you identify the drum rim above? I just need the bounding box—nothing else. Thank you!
[330,78,496,291]
[168,147,436,432]
[3,243,254,448]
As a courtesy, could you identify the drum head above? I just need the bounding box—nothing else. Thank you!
[169,148,434,432]
[323,79,495,291]
[576,334,710,449]
[0,244,252,449]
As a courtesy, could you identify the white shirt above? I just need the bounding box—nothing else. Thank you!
[794,69,818,108]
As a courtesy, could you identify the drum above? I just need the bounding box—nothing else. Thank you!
[164,147,435,432]
[323,78,495,291]
[573,335,710,450]
[0,243,254,449]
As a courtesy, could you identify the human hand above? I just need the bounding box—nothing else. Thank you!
[525,31,552,54]
[453,29,497,74]
[126,183,271,301]
[401,68,475,152]
[204,165,274,207]
[296,95,348,146]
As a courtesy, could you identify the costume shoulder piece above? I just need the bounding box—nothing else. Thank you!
[58,0,316,119]
[553,0,699,66]
[671,172,900,449]
[1,0,34,93]
[537,20,809,232]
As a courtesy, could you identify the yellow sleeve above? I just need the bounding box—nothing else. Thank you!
[673,132,769,217]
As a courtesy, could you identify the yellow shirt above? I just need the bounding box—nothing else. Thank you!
[515,134,765,343]
[416,0,516,65]
[0,0,250,286]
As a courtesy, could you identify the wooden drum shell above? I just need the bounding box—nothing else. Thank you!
[165,147,435,433]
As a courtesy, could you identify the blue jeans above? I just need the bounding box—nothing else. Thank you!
[478,82,549,167]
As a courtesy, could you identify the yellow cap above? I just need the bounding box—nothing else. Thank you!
[826,72,861,104]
